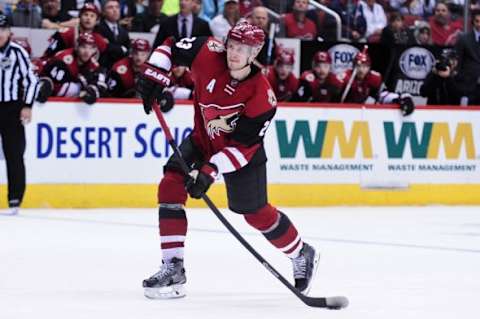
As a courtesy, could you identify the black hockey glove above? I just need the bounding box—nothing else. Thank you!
[159,90,174,113]
[398,94,415,116]
[185,163,218,199]
[137,63,171,115]
[36,77,54,103]
[80,85,99,105]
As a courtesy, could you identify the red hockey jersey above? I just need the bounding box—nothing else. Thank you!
[41,48,101,96]
[108,57,136,97]
[44,27,108,58]
[266,66,299,101]
[148,37,277,174]
[283,14,317,40]
[342,69,382,103]
[293,70,343,102]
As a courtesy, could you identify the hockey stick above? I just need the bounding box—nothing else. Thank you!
[340,66,357,103]
[152,102,348,309]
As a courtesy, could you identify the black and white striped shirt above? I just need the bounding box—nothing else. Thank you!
[0,41,38,106]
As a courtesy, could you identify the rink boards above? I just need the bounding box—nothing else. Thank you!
[1,99,480,207]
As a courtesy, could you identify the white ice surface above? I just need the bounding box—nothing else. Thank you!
[1,207,479,319]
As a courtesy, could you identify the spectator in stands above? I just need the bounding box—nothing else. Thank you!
[380,11,409,45]
[293,51,343,102]
[37,33,107,104]
[331,0,367,42]
[210,0,240,41]
[153,0,212,47]
[192,0,211,22]
[61,0,102,17]
[107,38,151,97]
[420,48,464,105]
[197,0,225,22]
[41,0,78,29]
[96,0,130,68]
[131,0,167,33]
[429,1,462,46]
[162,0,180,15]
[266,48,299,101]
[43,3,108,58]
[306,0,338,42]
[455,10,480,105]
[359,0,386,42]
[283,0,317,40]
[389,0,435,17]
[239,0,262,16]
[116,0,147,30]
[11,0,42,28]
[409,20,432,45]
[250,6,276,65]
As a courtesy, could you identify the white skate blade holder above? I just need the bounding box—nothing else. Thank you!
[144,284,186,299]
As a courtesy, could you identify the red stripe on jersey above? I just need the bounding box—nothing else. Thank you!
[161,242,184,249]
[159,219,187,237]
[154,47,172,59]
[222,148,241,170]
[270,225,299,250]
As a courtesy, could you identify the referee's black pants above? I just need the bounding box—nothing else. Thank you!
[0,102,26,208]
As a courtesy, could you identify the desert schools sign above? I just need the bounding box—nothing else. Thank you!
[0,101,479,187]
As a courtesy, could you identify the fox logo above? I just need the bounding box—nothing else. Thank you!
[200,103,244,139]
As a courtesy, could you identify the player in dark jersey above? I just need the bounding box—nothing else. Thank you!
[107,38,151,98]
[341,50,415,115]
[293,51,343,102]
[36,33,107,104]
[137,22,320,299]
[266,49,299,102]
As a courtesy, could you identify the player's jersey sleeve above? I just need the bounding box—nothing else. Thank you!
[147,36,210,72]
[44,31,67,58]
[41,60,77,95]
[209,77,277,174]
[292,78,313,102]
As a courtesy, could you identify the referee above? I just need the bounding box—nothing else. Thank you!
[0,14,38,215]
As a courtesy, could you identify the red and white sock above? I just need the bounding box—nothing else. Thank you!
[245,204,303,259]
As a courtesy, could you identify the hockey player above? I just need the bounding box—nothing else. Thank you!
[341,49,415,115]
[42,3,108,59]
[292,51,343,102]
[107,38,151,98]
[36,33,107,105]
[137,22,320,299]
[266,49,299,102]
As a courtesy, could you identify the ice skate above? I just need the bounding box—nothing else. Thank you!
[143,258,186,299]
[0,207,19,216]
[292,243,320,295]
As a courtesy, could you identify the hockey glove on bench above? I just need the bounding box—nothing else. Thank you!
[185,163,218,199]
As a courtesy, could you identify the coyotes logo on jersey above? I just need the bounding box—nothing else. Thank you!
[199,103,245,139]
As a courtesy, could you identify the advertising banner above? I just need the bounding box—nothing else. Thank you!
[1,100,479,188]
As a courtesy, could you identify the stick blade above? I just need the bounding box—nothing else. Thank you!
[302,296,349,309]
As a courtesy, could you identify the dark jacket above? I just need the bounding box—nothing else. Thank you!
[95,19,131,68]
[455,31,480,95]
[153,14,212,48]
[131,11,167,33]
[420,72,464,105]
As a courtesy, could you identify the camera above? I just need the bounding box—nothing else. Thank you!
[435,48,457,72]
[435,55,451,72]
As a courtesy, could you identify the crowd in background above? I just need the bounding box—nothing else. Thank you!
[1,0,480,106]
